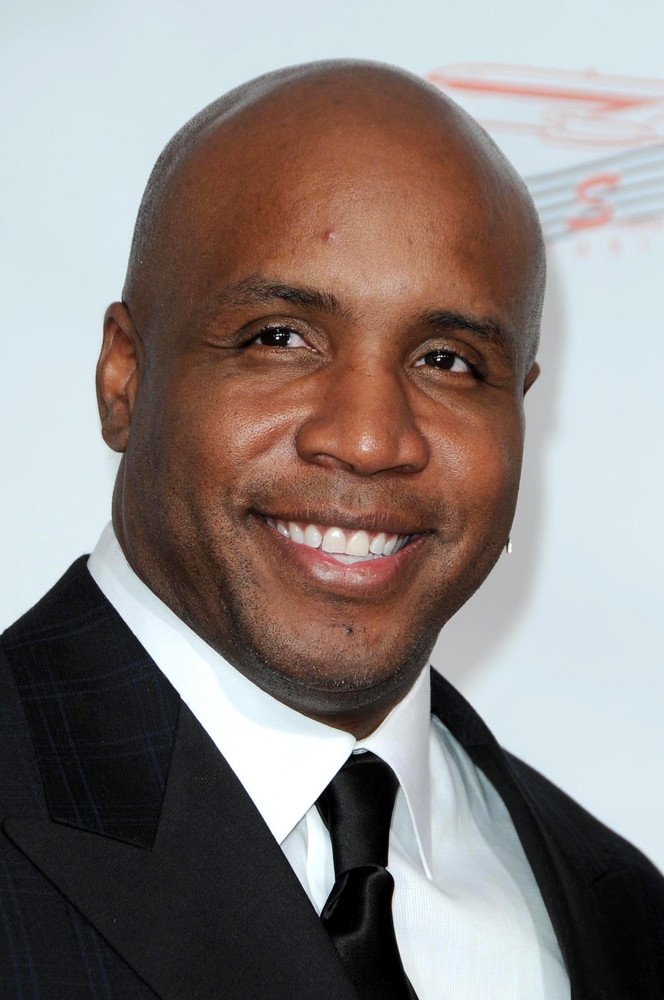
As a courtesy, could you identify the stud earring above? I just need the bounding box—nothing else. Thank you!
[505,537,513,554]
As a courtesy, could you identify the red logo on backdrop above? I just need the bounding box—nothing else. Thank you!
[426,65,664,239]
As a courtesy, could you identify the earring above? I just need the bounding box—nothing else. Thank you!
[505,537,513,554]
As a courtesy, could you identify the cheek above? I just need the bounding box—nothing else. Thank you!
[428,405,523,530]
[156,364,303,499]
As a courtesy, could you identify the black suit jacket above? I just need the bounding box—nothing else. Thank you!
[0,557,663,1000]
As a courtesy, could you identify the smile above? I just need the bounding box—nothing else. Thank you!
[264,518,412,565]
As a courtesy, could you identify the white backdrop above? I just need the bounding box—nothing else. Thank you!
[2,0,663,869]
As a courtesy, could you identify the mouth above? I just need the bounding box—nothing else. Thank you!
[249,506,433,598]
[251,510,429,595]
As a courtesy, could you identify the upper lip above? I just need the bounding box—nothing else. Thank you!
[253,508,431,536]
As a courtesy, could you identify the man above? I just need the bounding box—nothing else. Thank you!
[0,60,662,1000]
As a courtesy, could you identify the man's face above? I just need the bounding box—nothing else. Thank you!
[102,107,540,724]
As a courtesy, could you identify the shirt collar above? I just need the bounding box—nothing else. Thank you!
[357,667,432,874]
[88,523,432,873]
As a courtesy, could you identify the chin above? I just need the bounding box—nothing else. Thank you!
[220,603,438,712]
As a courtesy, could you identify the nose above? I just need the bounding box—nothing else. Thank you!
[295,362,429,476]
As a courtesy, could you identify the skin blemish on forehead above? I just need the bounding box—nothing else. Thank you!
[323,229,337,242]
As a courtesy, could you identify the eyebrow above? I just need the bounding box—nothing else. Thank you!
[420,310,514,352]
[205,276,345,317]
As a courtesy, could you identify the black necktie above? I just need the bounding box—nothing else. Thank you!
[315,751,419,1000]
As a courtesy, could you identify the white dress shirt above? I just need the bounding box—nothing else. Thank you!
[88,523,569,1000]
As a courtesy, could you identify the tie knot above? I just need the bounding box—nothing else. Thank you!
[316,751,399,876]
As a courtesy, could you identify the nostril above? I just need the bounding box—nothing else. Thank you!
[309,453,357,473]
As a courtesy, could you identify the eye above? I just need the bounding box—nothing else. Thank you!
[253,326,309,348]
[414,350,472,373]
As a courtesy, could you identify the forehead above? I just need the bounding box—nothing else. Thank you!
[164,100,538,339]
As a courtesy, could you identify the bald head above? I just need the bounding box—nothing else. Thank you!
[123,60,544,364]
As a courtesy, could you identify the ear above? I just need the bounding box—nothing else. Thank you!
[523,361,540,396]
[96,302,144,453]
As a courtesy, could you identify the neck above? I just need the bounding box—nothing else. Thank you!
[303,703,396,740]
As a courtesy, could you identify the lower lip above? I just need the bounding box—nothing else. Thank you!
[255,517,426,593]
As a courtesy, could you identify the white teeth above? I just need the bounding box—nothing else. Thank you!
[268,518,410,558]
[382,533,399,556]
[369,532,386,555]
[322,527,346,553]
[345,530,370,556]
[288,522,305,544]
[303,524,322,549]
[330,553,375,565]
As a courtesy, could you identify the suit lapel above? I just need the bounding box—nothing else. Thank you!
[2,560,358,1000]
[430,669,646,1000]
[2,557,180,848]
[5,703,358,1000]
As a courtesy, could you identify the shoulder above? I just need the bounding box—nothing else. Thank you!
[505,750,664,976]
[2,555,99,649]
[430,667,664,904]
[505,750,663,883]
